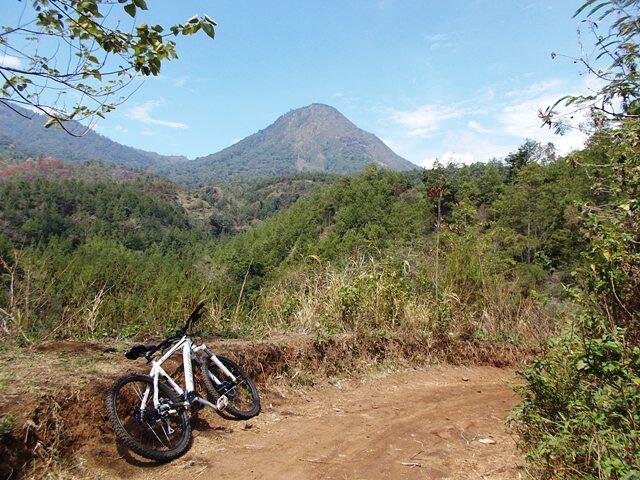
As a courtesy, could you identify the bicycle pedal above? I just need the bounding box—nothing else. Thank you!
[215,395,229,411]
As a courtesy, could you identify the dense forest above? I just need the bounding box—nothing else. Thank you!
[0,142,589,342]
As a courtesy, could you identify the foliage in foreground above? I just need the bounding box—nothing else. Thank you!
[511,121,640,479]
[509,1,640,477]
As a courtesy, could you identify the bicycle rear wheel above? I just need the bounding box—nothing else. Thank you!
[106,374,192,461]
[202,355,261,420]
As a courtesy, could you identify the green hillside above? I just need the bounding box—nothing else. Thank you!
[0,105,185,168]
[0,177,202,251]
[212,158,590,295]
[201,172,340,233]
[0,143,592,340]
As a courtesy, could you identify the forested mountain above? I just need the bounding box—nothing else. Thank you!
[0,176,202,250]
[0,103,414,183]
[213,160,590,292]
[201,172,339,233]
[0,156,340,245]
[0,105,185,168]
[162,104,417,184]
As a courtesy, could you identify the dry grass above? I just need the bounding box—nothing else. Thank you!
[199,254,566,347]
[0,245,568,478]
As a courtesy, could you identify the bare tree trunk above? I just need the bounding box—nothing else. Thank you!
[526,221,531,264]
[435,196,441,301]
[0,254,16,336]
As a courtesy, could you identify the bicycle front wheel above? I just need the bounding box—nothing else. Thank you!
[106,374,191,461]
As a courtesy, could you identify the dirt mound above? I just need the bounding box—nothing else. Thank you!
[219,334,531,384]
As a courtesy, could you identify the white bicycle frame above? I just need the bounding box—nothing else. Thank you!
[140,336,236,414]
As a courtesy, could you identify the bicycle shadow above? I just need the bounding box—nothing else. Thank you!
[116,442,167,468]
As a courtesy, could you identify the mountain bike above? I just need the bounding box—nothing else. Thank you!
[105,302,260,461]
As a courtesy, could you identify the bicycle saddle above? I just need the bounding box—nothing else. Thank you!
[125,344,156,360]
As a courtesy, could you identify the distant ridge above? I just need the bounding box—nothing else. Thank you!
[0,103,416,184]
[162,103,417,184]
[0,104,185,168]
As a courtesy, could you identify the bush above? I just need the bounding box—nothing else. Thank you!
[512,315,640,478]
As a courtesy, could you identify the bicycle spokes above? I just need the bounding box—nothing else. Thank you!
[115,379,186,452]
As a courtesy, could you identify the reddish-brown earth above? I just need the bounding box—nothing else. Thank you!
[85,366,523,480]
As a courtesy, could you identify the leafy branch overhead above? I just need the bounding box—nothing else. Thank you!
[0,0,217,135]
[540,0,640,132]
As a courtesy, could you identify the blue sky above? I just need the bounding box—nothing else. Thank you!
[3,0,595,166]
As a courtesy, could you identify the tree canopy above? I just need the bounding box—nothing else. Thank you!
[0,0,216,134]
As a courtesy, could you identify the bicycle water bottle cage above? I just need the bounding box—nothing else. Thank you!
[125,344,155,360]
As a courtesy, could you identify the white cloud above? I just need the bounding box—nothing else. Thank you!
[140,129,157,137]
[114,125,128,133]
[0,55,22,68]
[423,32,458,51]
[391,104,482,138]
[498,92,587,154]
[467,120,497,134]
[127,100,188,129]
[384,77,598,167]
[505,79,563,98]
[420,151,475,168]
[482,87,496,101]
[438,130,513,163]
[173,76,189,88]
[423,33,454,42]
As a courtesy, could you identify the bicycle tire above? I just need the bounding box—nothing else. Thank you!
[201,355,261,420]
[106,374,192,462]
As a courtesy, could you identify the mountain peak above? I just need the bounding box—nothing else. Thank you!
[303,102,338,110]
[163,104,417,183]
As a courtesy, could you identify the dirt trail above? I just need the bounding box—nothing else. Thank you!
[87,366,523,480]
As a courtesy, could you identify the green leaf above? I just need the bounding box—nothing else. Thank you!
[587,2,610,17]
[202,22,215,39]
[123,3,136,17]
[133,0,148,10]
[574,0,600,17]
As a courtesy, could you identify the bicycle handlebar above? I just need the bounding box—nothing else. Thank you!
[124,300,208,361]
[186,301,207,327]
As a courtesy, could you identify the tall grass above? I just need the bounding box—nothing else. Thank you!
[0,229,566,346]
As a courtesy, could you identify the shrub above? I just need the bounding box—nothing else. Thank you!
[512,315,640,479]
